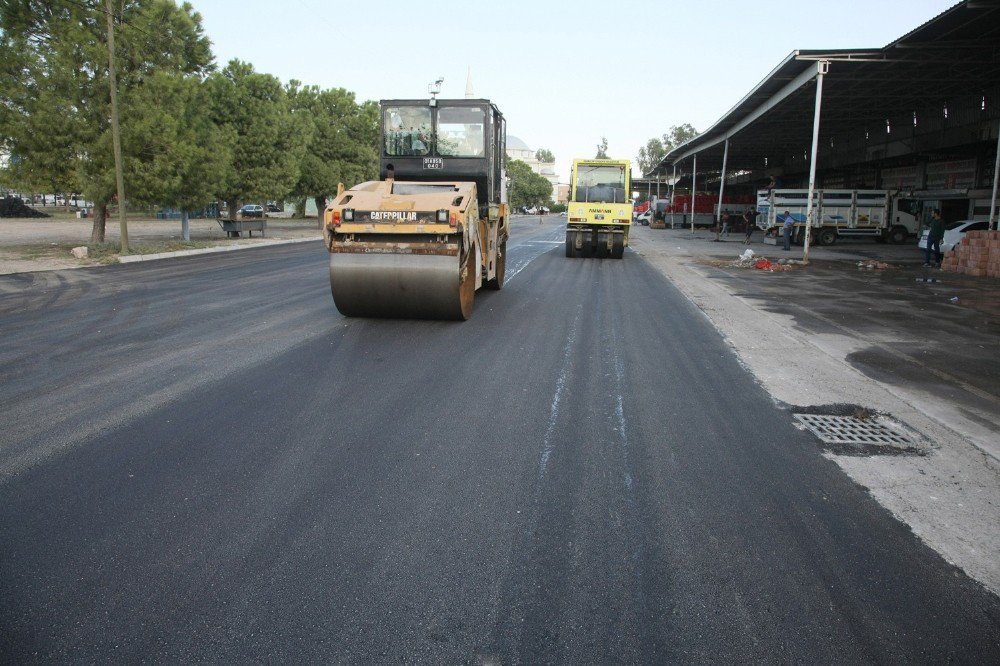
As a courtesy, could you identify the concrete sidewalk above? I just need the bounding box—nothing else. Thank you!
[118,236,321,263]
[630,225,1000,595]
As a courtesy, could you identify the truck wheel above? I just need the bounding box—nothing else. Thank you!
[818,228,837,246]
[565,231,575,257]
[486,240,506,289]
[888,226,908,244]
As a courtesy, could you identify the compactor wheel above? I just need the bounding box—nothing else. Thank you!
[611,234,625,259]
[486,240,506,289]
[458,245,476,319]
[566,231,578,258]
[329,244,475,320]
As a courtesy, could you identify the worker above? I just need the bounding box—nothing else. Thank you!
[782,210,794,251]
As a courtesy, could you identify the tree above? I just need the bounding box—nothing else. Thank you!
[636,124,700,175]
[535,148,555,163]
[121,71,232,237]
[0,0,215,242]
[508,159,552,209]
[288,83,378,220]
[208,60,311,218]
[664,123,699,151]
[636,137,666,175]
[595,136,608,159]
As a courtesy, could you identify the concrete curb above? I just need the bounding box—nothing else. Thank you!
[117,236,322,263]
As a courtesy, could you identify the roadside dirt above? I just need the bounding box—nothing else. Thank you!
[0,216,323,274]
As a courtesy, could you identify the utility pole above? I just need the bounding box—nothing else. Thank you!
[105,0,129,254]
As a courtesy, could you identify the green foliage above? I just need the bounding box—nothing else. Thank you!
[119,70,232,210]
[0,1,378,231]
[637,124,700,175]
[0,0,215,239]
[508,159,552,209]
[208,60,311,209]
[636,137,666,175]
[595,136,608,159]
[287,82,378,204]
[535,148,555,163]
[664,123,699,151]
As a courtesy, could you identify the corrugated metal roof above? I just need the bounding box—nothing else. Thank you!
[652,0,1000,178]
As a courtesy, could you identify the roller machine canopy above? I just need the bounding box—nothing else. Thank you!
[380,99,506,214]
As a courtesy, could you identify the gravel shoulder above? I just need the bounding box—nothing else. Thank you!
[0,216,322,274]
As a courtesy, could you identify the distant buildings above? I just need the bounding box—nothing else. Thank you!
[507,135,561,202]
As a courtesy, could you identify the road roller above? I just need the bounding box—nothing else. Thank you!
[324,98,508,320]
[565,158,631,259]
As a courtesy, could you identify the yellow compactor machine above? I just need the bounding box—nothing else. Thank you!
[324,99,508,319]
[565,158,631,258]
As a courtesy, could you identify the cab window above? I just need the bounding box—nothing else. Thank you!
[384,106,432,156]
[436,106,485,157]
[574,165,627,203]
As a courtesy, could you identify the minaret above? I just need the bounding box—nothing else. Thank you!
[465,67,474,99]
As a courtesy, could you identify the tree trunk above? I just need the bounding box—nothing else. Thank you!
[226,198,239,221]
[294,198,306,218]
[64,193,71,213]
[90,201,108,243]
[314,195,327,229]
[181,210,190,241]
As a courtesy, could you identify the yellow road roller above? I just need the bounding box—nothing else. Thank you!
[324,99,508,320]
[565,158,631,259]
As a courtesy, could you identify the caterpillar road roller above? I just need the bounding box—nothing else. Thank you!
[324,98,508,319]
[565,158,631,258]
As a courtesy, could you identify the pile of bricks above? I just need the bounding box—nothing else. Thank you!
[941,230,1000,278]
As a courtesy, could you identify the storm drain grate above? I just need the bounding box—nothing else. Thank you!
[793,413,914,447]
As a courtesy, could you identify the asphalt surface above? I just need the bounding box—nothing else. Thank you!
[1,216,998,663]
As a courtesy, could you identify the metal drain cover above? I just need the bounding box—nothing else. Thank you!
[793,413,915,448]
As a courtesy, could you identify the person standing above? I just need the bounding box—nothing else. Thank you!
[782,210,795,250]
[743,209,757,244]
[721,211,731,237]
[925,209,944,267]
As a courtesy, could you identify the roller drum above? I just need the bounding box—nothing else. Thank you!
[329,251,473,320]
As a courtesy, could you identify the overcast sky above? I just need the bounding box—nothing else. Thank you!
[194,0,955,182]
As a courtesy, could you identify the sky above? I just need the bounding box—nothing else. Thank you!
[193,0,955,182]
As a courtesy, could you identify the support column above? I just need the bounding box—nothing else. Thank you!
[691,154,697,232]
[715,138,730,241]
[990,118,1000,231]
[670,164,677,228]
[802,60,829,264]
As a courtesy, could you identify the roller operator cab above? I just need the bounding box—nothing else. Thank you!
[566,158,631,258]
[324,99,507,320]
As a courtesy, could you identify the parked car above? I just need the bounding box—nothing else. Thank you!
[636,210,652,225]
[239,204,264,218]
[918,219,990,252]
[266,201,281,213]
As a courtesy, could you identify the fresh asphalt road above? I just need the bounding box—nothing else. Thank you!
[1,216,998,663]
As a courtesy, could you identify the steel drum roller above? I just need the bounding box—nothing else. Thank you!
[329,251,474,320]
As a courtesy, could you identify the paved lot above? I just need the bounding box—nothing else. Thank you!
[630,224,1000,595]
[1,216,998,662]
